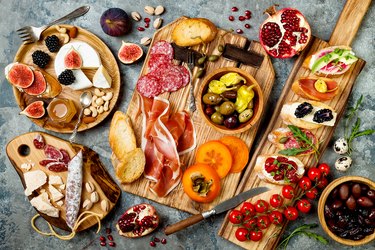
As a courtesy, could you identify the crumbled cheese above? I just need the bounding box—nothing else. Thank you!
[56,200,64,207]
[30,192,59,218]
[24,170,47,196]
[59,184,66,191]
[21,162,34,171]
[48,184,64,202]
[49,175,63,185]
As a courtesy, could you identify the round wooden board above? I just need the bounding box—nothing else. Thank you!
[13,25,120,133]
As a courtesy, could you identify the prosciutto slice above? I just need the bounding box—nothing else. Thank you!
[139,95,196,197]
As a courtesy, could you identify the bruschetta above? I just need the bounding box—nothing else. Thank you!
[292,77,339,101]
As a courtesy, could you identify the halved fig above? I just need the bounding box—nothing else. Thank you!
[292,77,339,101]
[6,63,34,88]
[64,47,82,69]
[116,203,159,238]
[20,100,45,118]
[24,70,47,96]
[118,41,143,64]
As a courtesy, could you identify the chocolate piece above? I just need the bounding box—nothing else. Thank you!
[223,44,264,68]
[171,43,204,66]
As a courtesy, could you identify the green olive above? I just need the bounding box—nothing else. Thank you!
[210,112,224,125]
[208,55,220,62]
[214,105,220,112]
[202,93,223,105]
[197,56,207,65]
[247,99,254,109]
[219,101,235,115]
[238,109,253,123]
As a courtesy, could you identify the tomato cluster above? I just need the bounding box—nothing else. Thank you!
[229,163,331,242]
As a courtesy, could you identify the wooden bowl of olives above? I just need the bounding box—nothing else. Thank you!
[318,176,375,246]
[197,67,264,134]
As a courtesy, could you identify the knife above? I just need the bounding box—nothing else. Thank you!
[164,186,270,235]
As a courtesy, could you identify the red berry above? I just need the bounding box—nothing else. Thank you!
[137,27,145,31]
[229,15,235,21]
[239,16,246,21]
[308,167,322,181]
[106,228,112,234]
[107,235,113,241]
[244,24,251,29]
[244,10,252,16]
[100,236,106,242]
[161,238,167,244]
[150,241,156,247]
[100,242,106,246]
[231,6,239,12]
[109,242,116,247]
[236,29,243,34]
[144,17,151,23]
[145,23,150,28]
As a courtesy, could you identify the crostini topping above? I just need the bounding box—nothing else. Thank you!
[264,156,300,183]
[294,102,313,118]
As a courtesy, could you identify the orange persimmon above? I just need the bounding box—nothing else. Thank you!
[182,163,221,203]
[219,136,249,173]
[195,140,232,178]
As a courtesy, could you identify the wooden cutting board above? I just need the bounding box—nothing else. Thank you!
[219,0,371,249]
[118,17,275,214]
[6,132,121,232]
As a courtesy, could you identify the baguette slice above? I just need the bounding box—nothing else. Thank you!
[291,77,339,101]
[172,18,218,47]
[115,148,145,184]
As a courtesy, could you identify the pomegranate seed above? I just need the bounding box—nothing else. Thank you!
[245,24,251,29]
[231,7,238,12]
[100,236,106,242]
[245,10,252,16]
[245,15,251,20]
[150,241,156,247]
[137,27,145,31]
[145,23,150,28]
[153,237,160,242]
[144,18,150,23]
[106,228,112,234]
[161,238,167,244]
[107,235,113,241]
[228,15,234,21]
[236,29,243,34]
[109,242,116,247]
[239,16,245,21]
[100,242,106,246]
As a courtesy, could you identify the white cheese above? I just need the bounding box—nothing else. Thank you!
[59,184,66,191]
[30,192,59,218]
[69,69,93,90]
[21,162,34,171]
[56,200,64,207]
[48,184,64,202]
[282,103,337,126]
[24,170,47,196]
[93,65,112,89]
[49,175,64,185]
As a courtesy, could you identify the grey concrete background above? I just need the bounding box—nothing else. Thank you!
[0,0,374,249]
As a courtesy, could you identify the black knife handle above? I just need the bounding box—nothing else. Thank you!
[164,214,204,235]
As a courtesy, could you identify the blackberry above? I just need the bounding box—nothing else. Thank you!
[313,109,333,123]
[294,102,313,118]
[45,35,60,52]
[32,50,50,68]
[58,69,75,85]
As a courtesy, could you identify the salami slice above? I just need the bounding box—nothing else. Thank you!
[158,64,183,92]
[60,149,71,164]
[150,40,174,60]
[44,144,63,160]
[179,66,191,87]
[39,159,58,166]
[46,161,68,172]
[148,53,172,72]
[33,134,45,149]
[137,74,163,98]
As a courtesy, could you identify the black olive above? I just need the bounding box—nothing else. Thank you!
[223,115,239,129]
[294,102,313,118]
[313,108,334,123]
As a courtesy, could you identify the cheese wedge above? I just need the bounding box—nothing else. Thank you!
[93,65,112,89]
[30,192,59,218]
[48,184,64,202]
[49,175,63,185]
[24,170,47,196]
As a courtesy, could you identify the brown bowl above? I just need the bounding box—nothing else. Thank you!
[197,67,264,134]
[318,176,375,246]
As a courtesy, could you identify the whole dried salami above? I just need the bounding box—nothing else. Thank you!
[150,40,173,60]
[46,161,68,172]
[158,64,183,92]
[136,74,162,98]
[44,145,63,160]
[33,134,45,149]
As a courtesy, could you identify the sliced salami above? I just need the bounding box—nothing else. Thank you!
[179,66,191,87]
[46,161,68,172]
[33,134,45,149]
[148,53,172,72]
[158,64,183,92]
[39,159,58,166]
[60,149,71,164]
[150,40,174,60]
[44,144,63,160]
[136,74,163,98]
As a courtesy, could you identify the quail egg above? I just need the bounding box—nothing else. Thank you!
[335,156,352,172]
[333,137,349,155]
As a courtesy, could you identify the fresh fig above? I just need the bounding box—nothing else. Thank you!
[6,63,34,88]
[64,47,82,69]
[24,70,47,96]
[100,8,131,37]
[118,41,143,64]
[20,100,45,118]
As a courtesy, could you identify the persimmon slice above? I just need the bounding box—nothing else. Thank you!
[219,136,249,173]
[195,141,232,178]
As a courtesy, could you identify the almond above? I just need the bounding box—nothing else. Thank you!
[131,11,141,21]
[101,199,109,212]
[82,199,93,210]
[144,6,155,15]
[68,26,78,38]
[140,37,151,46]
[91,191,99,203]
[154,5,165,16]
[153,18,163,29]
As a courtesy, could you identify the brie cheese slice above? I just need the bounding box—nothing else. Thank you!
[93,65,112,89]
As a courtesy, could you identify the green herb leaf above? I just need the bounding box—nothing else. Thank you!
[353,129,375,138]
[279,147,310,156]
[302,231,329,244]
[277,224,326,250]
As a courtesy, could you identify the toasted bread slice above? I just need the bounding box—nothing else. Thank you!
[172,18,218,47]
[115,148,145,184]
[109,111,137,160]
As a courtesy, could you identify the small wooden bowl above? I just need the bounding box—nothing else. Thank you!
[318,176,375,246]
[197,67,264,134]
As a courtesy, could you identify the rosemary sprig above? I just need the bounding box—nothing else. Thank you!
[277,224,328,249]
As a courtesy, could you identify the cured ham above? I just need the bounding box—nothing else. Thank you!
[139,94,196,197]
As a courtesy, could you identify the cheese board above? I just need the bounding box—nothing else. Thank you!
[111,17,275,214]
[6,132,121,232]
[10,24,120,133]
[218,0,371,249]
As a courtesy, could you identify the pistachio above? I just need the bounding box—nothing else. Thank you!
[153,18,163,29]
[279,137,289,144]
[101,199,109,212]
[90,191,99,203]
[154,5,165,15]
[197,56,207,65]
[85,182,95,193]
[82,199,93,210]
[140,37,151,46]
[131,11,141,22]
[144,6,155,15]
[103,101,110,112]
[208,55,220,62]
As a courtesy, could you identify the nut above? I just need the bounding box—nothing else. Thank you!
[83,116,96,124]
[140,37,151,46]
[97,106,104,114]
[131,11,142,21]
[54,25,67,33]
[83,108,91,116]
[91,95,98,107]
[82,199,93,210]
[68,26,78,38]
[101,199,109,212]
[95,97,104,106]
[144,6,155,15]
[89,106,98,118]
[102,92,113,101]
[90,191,99,203]
[61,33,70,44]
[94,88,105,97]
[154,5,165,16]
[104,101,110,112]
[153,18,163,29]
[85,182,95,193]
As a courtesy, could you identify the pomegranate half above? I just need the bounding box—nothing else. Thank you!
[259,5,311,59]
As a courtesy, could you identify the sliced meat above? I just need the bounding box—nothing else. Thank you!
[60,149,71,164]
[158,64,183,92]
[39,159,58,166]
[44,145,63,160]
[150,40,174,60]
[148,54,172,72]
[179,66,190,88]
[33,134,45,149]
[136,75,162,98]
[46,161,68,172]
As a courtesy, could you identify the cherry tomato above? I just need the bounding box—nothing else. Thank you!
[307,167,322,181]
[317,177,329,189]
[249,230,263,241]
[269,194,284,208]
[305,188,318,199]
[284,206,299,220]
[282,185,295,199]
[256,215,271,229]
[296,199,312,213]
[298,176,312,190]
[240,202,256,217]
[229,210,243,224]
[235,227,249,242]
[254,199,269,213]
[269,210,283,225]
[243,217,257,229]
[318,163,330,176]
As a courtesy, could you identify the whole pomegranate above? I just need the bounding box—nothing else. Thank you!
[259,5,311,58]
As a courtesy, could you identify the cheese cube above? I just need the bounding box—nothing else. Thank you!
[48,185,64,202]
[24,170,47,196]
